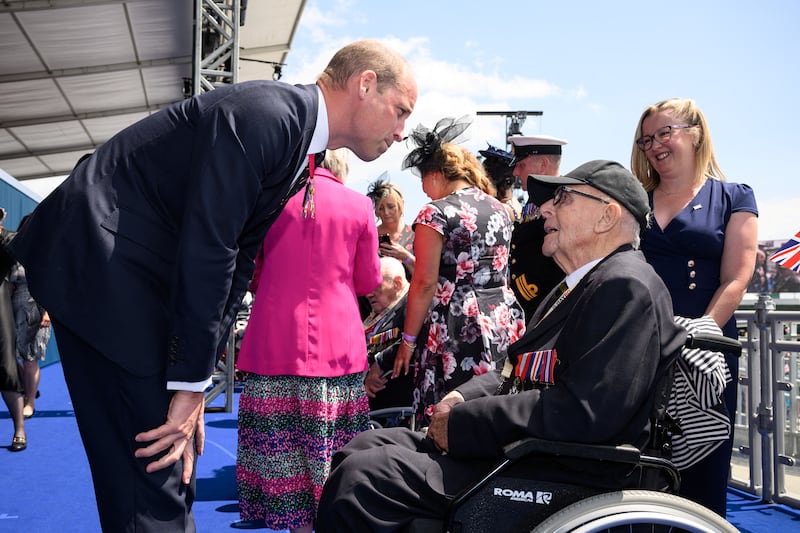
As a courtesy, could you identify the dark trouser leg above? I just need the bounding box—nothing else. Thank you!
[53,321,196,533]
[317,427,494,532]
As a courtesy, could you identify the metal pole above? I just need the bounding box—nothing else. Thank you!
[755,293,776,502]
[192,0,202,96]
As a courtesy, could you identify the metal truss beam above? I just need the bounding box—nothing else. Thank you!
[194,0,241,412]
[192,0,240,95]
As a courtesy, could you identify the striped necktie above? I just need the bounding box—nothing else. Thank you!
[537,280,570,323]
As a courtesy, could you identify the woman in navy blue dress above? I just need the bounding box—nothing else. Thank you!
[631,98,758,517]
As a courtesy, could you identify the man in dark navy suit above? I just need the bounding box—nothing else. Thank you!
[10,39,417,532]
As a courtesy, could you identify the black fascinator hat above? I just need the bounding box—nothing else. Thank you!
[479,144,515,188]
[401,115,472,175]
[365,172,403,207]
[478,144,514,165]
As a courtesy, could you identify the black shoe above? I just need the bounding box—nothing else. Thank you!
[10,436,26,452]
[230,519,266,529]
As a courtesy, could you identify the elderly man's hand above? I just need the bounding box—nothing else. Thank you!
[364,363,388,398]
[426,391,464,452]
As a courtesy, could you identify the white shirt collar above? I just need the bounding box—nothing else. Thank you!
[564,258,602,290]
[307,85,329,155]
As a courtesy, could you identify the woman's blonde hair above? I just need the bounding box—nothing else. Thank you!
[319,148,350,181]
[630,97,726,192]
[366,177,405,215]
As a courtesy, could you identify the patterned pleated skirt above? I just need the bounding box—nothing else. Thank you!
[236,372,369,529]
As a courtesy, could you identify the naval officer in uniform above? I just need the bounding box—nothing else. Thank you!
[508,134,569,321]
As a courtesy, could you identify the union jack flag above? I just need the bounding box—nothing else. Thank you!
[769,231,800,273]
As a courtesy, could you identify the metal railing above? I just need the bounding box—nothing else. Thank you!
[732,294,800,508]
[203,329,236,413]
[203,297,251,413]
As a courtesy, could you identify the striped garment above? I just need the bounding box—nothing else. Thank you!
[669,315,733,470]
[236,373,369,529]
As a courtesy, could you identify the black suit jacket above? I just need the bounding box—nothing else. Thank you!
[449,245,686,457]
[10,81,319,382]
[365,294,414,411]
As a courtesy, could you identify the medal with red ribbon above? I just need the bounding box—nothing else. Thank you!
[514,349,558,387]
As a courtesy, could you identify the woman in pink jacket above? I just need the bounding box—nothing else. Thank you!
[235,148,381,533]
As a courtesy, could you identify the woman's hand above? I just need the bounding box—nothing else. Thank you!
[392,341,412,378]
[379,242,415,275]
[379,241,408,261]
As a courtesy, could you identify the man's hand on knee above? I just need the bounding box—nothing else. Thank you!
[434,391,464,413]
[427,391,464,453]
[134,390,205,483]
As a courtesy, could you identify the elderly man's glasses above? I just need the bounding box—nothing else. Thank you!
[553,185,610,207]
[636,124,697,151]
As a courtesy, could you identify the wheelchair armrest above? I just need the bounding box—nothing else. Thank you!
[685,332,742,356]
[502,437,642,465]
[368,406,415,419]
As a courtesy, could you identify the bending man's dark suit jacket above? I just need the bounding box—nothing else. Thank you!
[10,80,319,382]
[317,246,687,531]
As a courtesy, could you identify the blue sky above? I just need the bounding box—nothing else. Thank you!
[20,0,798,241]
[280,0,798,241]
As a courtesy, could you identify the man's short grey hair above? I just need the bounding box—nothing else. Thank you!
[620,209,642,249]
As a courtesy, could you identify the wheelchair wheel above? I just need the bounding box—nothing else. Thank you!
[531,490,737,533]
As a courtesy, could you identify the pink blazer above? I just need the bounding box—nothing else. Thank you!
[237,167,381,377]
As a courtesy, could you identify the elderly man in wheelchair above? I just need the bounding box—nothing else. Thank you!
[316,161,739,532]
[363,256,415,429]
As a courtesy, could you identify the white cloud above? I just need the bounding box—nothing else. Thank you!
[287,6,799,244]
[757,197,799,241]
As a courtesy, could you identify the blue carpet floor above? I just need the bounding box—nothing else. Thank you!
[0,362,287,533]
[2,363,799,532]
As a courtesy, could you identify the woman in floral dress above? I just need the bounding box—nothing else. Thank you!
[392,117,526,427]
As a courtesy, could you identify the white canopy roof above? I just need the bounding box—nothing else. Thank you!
[0,0,306,181]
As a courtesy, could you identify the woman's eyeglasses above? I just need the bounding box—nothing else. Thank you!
[636,124,697,151]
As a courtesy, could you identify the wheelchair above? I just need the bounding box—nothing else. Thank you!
[368,406,416,431]
[403,331,742,533]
